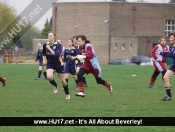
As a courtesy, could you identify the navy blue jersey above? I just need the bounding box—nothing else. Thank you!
[35,48,43,63]
[74,44,80,54]
[42,41,63,66]
[63,47,78,65]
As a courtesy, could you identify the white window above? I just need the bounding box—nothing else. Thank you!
[129,42,132,51]
[114,43,117,50]
[122,43,125,50]
[165,20,175,37]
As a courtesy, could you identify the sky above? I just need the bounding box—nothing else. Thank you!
[5,0,169,30]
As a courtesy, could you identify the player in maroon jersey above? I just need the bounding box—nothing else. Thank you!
[75,35,112,97]
[148,36,170,88]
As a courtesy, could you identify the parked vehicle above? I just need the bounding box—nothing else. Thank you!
[140,58,153,66]
[108,58,137,65]
[130,55,149,65]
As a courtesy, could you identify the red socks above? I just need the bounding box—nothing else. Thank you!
[78,82,84,93]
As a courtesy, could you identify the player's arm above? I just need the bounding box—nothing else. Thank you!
[46,45,55,56]
[86,46,93,59]
[63,49,67,62]
[42,44,47,65]
[160,50,175,58]
[35,51,39,62]
[151,46,159,60]
[70,49,78,60]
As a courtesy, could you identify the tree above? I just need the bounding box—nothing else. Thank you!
[40,18,52,39]
[0,1,19,53]
[19,24,41,50]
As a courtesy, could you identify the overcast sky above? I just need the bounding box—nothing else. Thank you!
[5,0,169,30]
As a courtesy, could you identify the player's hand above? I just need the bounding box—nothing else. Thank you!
[46,45,50,49]
[43,62,46,66]
[70,56,76,60]
[155,51,161,54]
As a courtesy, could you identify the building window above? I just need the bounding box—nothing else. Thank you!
[129,42,132,51]
[165,20,175,37]
[122,43,125,50]
[114,43,117,50]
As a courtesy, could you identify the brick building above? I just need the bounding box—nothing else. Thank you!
[51,2,175,64]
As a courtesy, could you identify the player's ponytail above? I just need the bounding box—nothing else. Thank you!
[78,35,90,43]
[85,40,90,43]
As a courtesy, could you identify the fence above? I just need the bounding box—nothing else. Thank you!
[1,52,36,64]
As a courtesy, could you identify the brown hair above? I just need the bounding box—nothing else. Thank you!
[72,35,78,40]
[67,38,73,42]
[160,36,166,41]
[169,32,175,38]
[48,31,56,37]
[77,35,90,43]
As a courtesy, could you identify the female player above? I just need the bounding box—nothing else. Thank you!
[156,33,175,101]
[148,36,170,88]
[73,35,87,89]
[0,77,6,87]
[35,42,47,80]
[63,38,78,88]
[75,35,112,97]
[42,31,70,99]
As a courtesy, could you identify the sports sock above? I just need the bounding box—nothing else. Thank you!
[149,77,156,85]
[38,71,42,78]
[0,77,4,82]
[49,79,57,87]
[43,71,47,78]
[165,87,172,97]
[63,83,69,95]
[78,82,84,93]
[104,81,110,88]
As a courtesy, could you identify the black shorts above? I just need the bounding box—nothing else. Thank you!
[47,65,65,73]
[169,65,175,73]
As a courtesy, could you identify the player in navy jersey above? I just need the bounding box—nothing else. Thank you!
[63,38,78,88]
[75,35,112,97]
[0,76,6,87]
[73,35,87,89]
[35,42,47,80]
[148,37,170,88]
[57,39,66,91]
[156,33,175,101]
[42,31,70,99]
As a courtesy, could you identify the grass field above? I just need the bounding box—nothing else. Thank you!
[0,64,175,131]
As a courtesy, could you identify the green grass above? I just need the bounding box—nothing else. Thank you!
[0,64,175,131]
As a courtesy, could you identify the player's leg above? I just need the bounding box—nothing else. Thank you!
[70,64,78,89]
[57,66,70,99]
[148,61,161,88]
[76,68,87,97]
[162,69,174,101]
[35,66,42,80]
[92,67,112,94]
[0,76,6,87]
[42,66,47,79]
[77,62,88,87]
[47,68,58,94]
[64,64,69,90]
[64,73,69,87]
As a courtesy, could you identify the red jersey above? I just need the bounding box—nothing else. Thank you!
[151,44,169,63]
